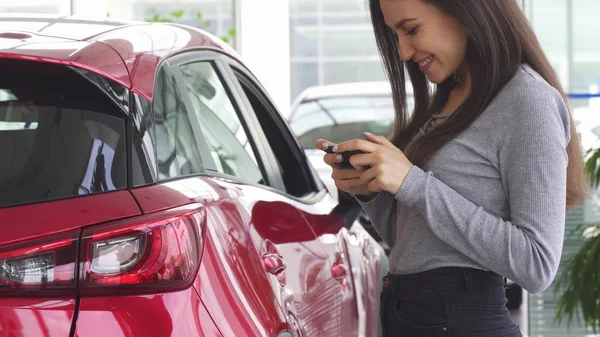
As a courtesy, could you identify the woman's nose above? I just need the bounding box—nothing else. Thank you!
[398,38,416,62]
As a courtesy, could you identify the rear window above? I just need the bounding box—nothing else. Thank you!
[0,59,127,208]
[289,95,397,149]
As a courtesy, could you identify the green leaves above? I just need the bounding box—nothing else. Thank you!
[144,8,236,46]
[585,147,600,188]
[555,223,600,332]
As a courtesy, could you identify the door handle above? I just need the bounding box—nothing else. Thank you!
[262,253,286,275]
[331,263,347,281]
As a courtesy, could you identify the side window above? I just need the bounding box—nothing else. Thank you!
[153,66,204,180]
[178,61,264,185]
[232,68,320,198]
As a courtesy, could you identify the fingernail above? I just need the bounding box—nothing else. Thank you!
[335,154,343,161]
[322,142,329,150]
[363,132,374,137]
[332,145,338,152]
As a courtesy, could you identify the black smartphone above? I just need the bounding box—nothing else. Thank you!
[326,145,365,169]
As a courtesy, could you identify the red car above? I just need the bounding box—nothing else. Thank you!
[0,15,388,337]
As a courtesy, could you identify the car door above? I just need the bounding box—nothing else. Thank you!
[126,58,288,337]
[223,62,363,337]
[168,52,343,337]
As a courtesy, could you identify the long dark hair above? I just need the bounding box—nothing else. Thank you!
[369,0,586,208]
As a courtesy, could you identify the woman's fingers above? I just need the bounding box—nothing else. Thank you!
[333,138,381,154]
[335,177,367,192]
[323,152,343,166]
[315,138,337,152]
[362,132,396,150]
[332,167,363,180]
[349,152,381,169]
[360,166,379,184]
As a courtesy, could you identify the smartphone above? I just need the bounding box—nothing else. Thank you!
[326,145,365,169]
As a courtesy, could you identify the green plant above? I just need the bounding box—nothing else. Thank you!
[554,223,600,332]
[554,146,600,332]
[145,8,236,45]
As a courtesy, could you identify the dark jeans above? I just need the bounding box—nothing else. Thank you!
[380,267,522,337]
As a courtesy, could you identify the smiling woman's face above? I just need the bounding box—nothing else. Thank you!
[380,0,468,83]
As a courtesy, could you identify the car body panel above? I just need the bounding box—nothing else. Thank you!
[0,15,241,102]
[90,24,236,101]
[0,192,141,336]
[0,15,387,337]
[74,288,222,337]
[240,185,347,337]
[0,37,132,90]
[0,191,140,246]
[0,298,75,337]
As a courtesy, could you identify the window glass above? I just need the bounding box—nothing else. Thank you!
[290,0,317,13]
[0,59,126,208]
[322,15,379,57]
[323,61,386,85]
[234,67,320,197]
[291,61,319,101]
[289,95,396,149]
[572,0,600,93]
[179,61,264,185]
[153,67,204,180]
[290,16,318,58]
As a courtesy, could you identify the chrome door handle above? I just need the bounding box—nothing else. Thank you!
[262,253,286,275]
[331,263,347,281]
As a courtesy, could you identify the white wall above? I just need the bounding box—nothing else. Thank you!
[236,0,291,117]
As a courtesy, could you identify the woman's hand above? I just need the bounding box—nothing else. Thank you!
[315,138,373,196]
[332,132,414,195]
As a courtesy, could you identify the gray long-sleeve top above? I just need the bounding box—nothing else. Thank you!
[358,65,570,293]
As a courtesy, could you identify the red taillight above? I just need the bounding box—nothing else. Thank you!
[80,204,203,296]
[0,232,78,297]
[0,204,204,297]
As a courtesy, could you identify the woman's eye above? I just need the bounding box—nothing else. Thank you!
[406,26,418,36]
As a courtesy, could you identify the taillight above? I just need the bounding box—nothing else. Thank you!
[80,204,203,296]
[0,204,204,297]
[0,232,78,297]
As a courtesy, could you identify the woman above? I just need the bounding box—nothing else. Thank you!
[316,0,587,336]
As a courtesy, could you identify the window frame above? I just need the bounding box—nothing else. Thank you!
[220,58,327,203]
[150,61,213,180]
[160,50,283,190]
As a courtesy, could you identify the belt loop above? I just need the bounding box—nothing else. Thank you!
[460,268,473,293]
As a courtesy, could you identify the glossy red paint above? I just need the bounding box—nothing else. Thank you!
[132,177,289,336]
[0,298,75,337]
[0,38,131,89]
[0,191,141,246]
[0,15,387,337]
[344,224,385,337]
[129,178,225,213]
[74,288,222,337]
[241,187,360,336]
[91,24,235,101]
[0,15,242,101]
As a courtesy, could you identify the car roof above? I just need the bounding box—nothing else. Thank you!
[296,81,394,101]
[0,14,241,101]
[289,81,414,120]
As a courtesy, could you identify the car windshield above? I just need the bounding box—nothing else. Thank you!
[289,95,397,149]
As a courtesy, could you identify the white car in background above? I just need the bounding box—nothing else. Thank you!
[289,81,413,201]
